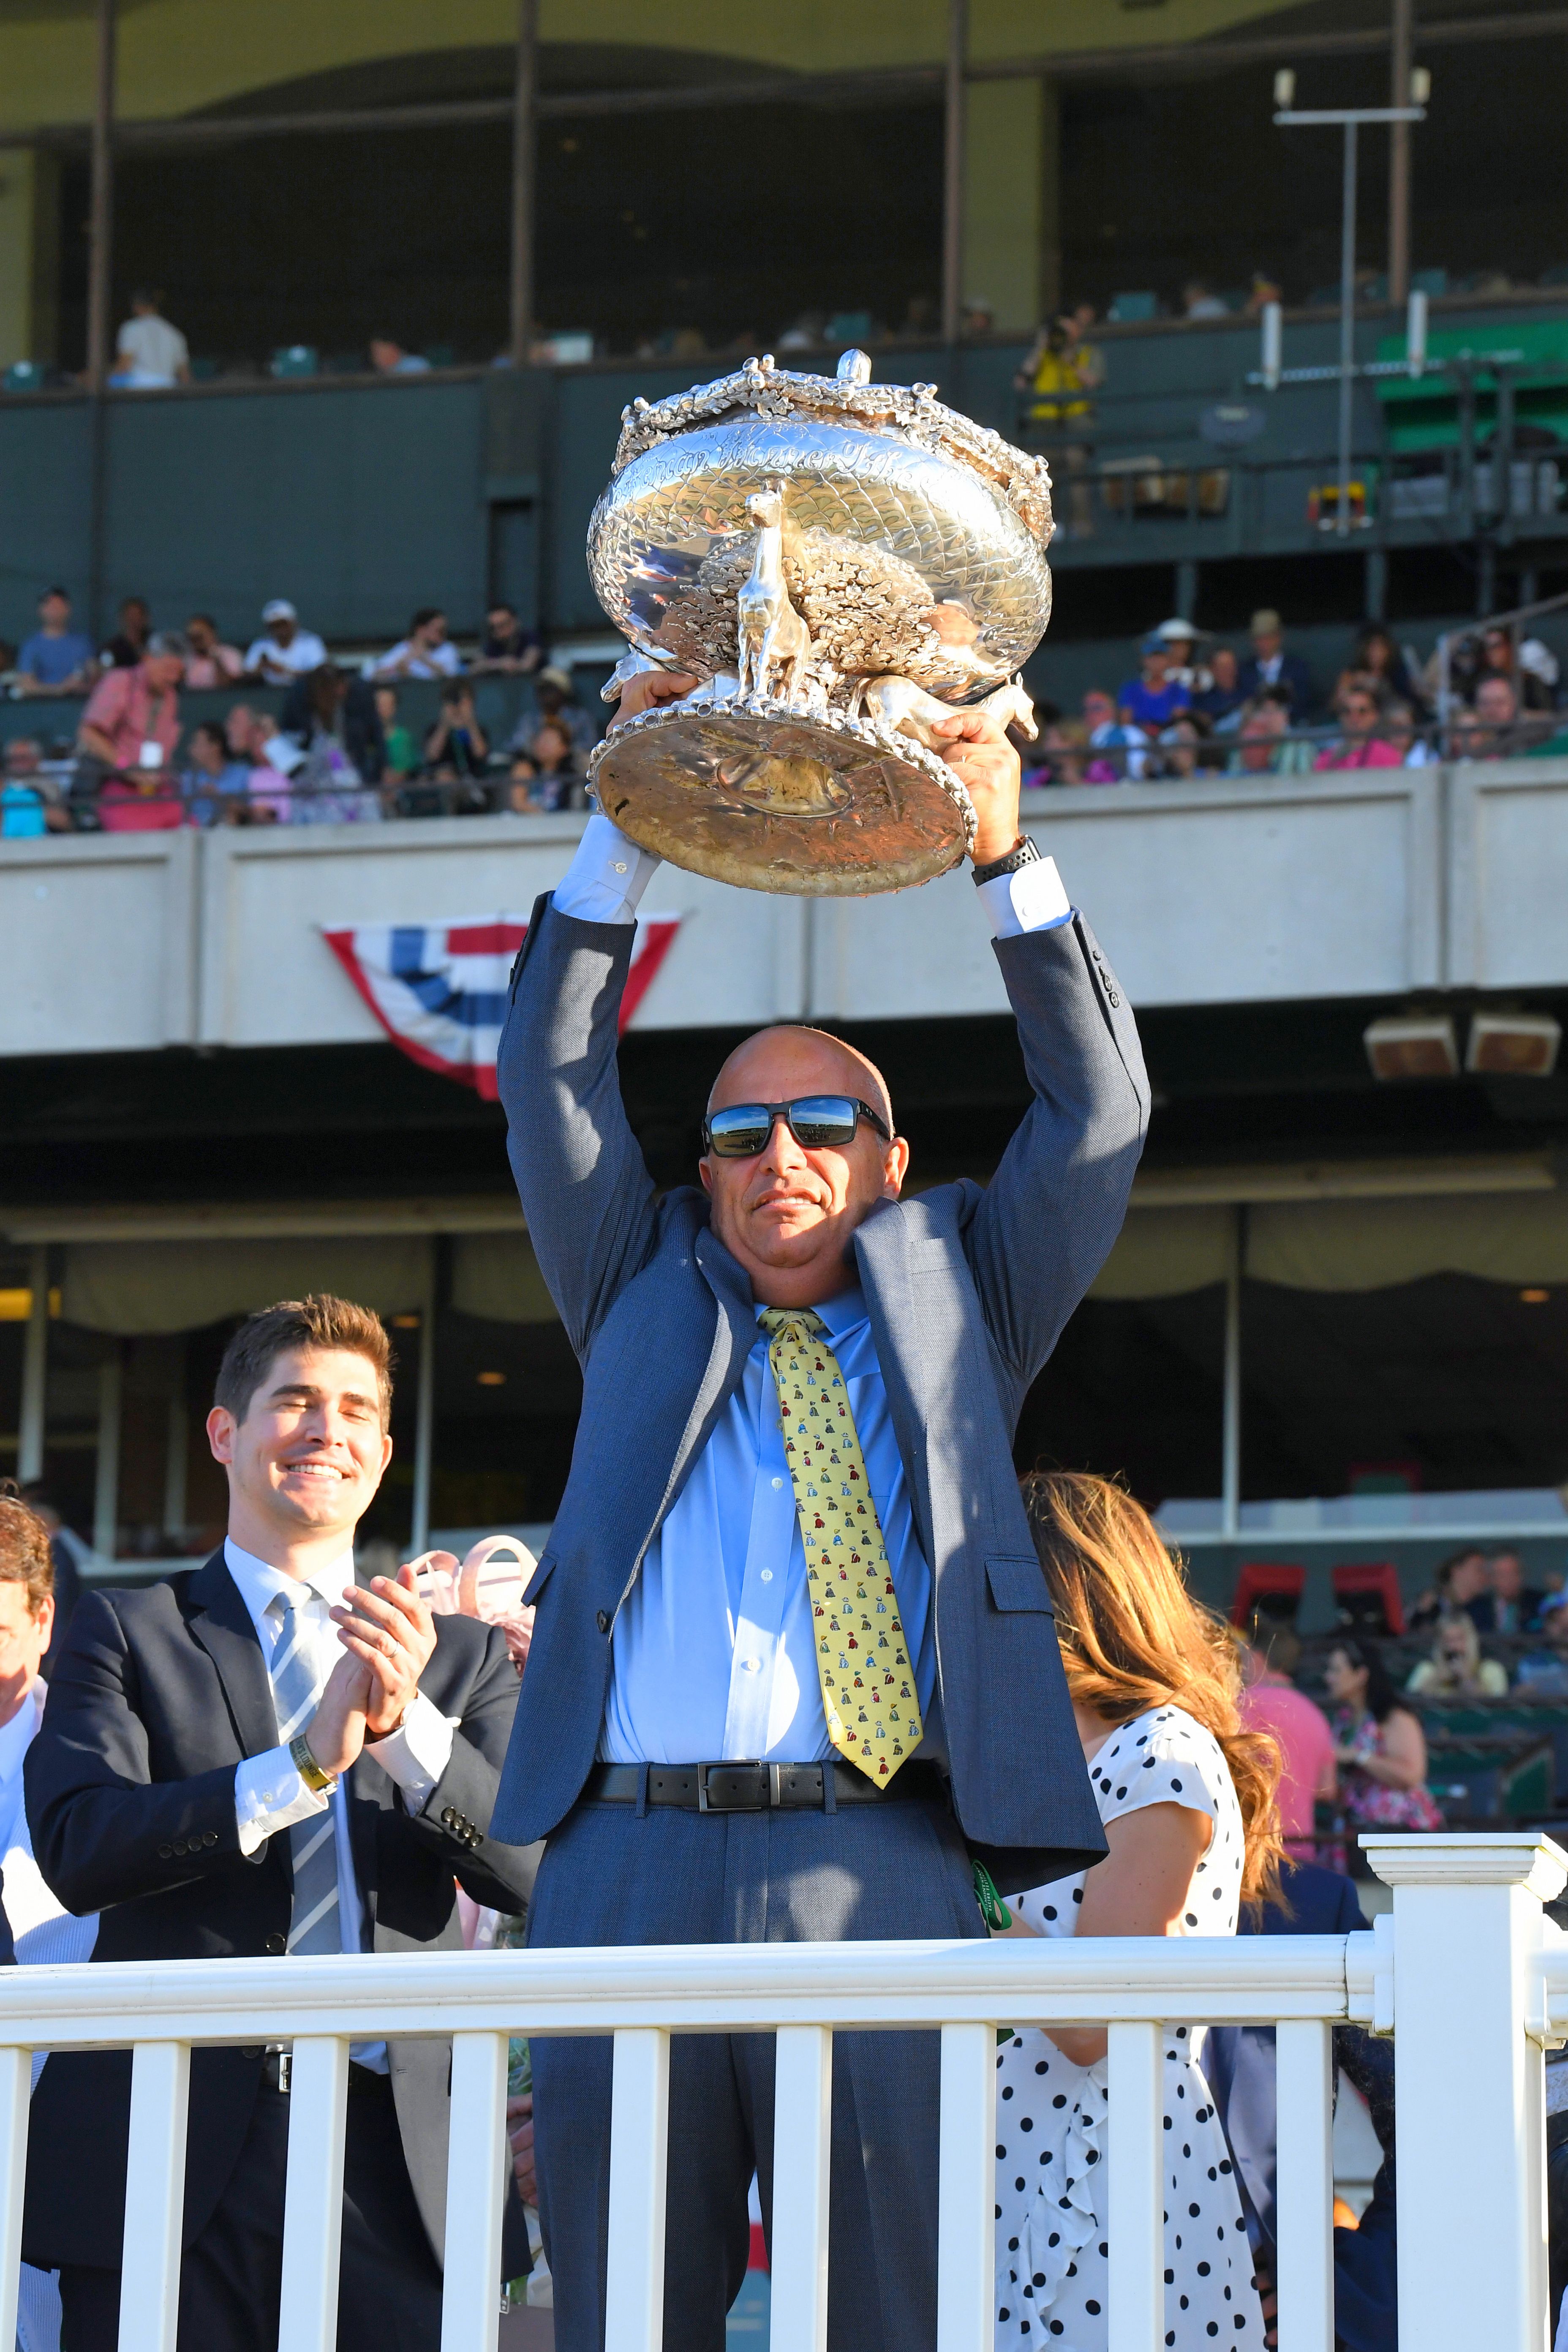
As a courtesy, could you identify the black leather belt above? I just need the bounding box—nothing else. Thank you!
[583,1759,945,1812]
[253,2050,387,2096]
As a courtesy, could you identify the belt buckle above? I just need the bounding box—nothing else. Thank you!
[698,1761,765,1812]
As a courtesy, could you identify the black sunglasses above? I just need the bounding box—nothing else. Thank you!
[702,1095,891,1159]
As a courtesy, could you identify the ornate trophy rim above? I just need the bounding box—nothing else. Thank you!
[588,686,977,899]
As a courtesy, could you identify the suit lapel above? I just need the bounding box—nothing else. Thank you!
[185,1550,279,1762]
[853,1202,938,1571]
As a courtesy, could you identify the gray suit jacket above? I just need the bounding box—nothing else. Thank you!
[492,895,1150,1894]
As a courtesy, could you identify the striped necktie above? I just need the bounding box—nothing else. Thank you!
[760,1306,923,1783]
[268,1588,342,1956]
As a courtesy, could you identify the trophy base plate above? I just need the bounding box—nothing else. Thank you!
[586,697,975,897]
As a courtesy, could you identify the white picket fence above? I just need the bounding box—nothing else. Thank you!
[0,1831,1560,2352]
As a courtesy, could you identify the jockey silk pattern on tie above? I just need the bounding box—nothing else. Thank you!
[760,1307,922,1782]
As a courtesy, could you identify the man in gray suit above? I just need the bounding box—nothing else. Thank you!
[492,670,1149,2352]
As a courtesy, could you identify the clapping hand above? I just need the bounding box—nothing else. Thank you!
[330,1564,437,1739]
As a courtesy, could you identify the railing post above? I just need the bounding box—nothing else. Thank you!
[1273,2019,1334,2352]
[770,2024,832,2352]
[937,2021,996,2352]
[1106,2020,1162,2352]
[278,2036,349,2352]
[117,2040,190,2352]
[0,2044,30,2352]
[1364,1830,1567,2352]
[605,2026,670,2352]
[441,2030,511,2352]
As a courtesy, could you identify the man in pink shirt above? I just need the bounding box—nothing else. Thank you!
[77,630,186,830]
[1238,1620,1337,1859]
[1313,681,1402,771]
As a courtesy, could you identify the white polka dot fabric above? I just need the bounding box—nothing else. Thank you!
[994,1705,1263,2348]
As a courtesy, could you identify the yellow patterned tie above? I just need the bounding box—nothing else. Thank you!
[760,1307,923,1784]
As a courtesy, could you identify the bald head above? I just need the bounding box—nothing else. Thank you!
[699,1025,909,1309]
[707,1025,893,1133]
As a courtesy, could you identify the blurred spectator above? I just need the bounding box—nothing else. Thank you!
[224,703,298,821]
[1024,718,1088,787]
[101,595,151,670]
[182,614,244,689]
[1405,1610,1508,1700]
[471,602,542,676]
[1152,616,1206,689]
[113,289,189,388]
[369,336,430,376]
[1451,673,1537,758]
[1238,1620,1335,1859]
[1156,713,1211,778]
[373,685,420,780]
[1238,608,1314,717]
[373,607,461,681]
[76,629,185,822]
[1410,1546,1492,1634]
[1193,644,1245,727]
[961,297,994,336]
[424,681,490,780]
[1335,623,1426,716]
[19,1483,85,1666]
[504,752,540,813]
[531,664,592,754]
[1515,1595,1568,1694]
[1016,316,1096,426]
[15,588,95,697]
[1478,623,1554,712]
[1488,1548,1547,1635]
[1182,280,1230,320]
[179,719,248,824]
[777,310,826,351]
[528,719,586,809]
[1380,700,1433,766]
[1,739,64,838]
[282,666,386,813]
[1244,272,1284,315]
[1118,632,1191,730]
[1323,1638,1445,1837]
[1078,685,1149,781]
[243,599,328,682]
[1315,681,1402,770]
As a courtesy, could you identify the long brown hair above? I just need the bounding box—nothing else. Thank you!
[1021,1471,1285,1908]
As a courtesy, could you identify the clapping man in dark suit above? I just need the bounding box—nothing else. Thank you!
[22,1293,535,2352]
[491,669,1151,2351]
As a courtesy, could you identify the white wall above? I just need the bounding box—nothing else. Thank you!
[3,762,1559,1060]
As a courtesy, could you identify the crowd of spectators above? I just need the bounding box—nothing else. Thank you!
[0,588,585,836]
[1020,607,1568,787]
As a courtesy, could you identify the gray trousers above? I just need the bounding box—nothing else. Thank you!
[527,1790,985,2352]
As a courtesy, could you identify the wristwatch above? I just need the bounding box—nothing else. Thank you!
[289,1734,338,1794]
[971,836,1042,886]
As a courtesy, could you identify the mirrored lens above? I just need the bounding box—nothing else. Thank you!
[706,1105,773,1157]
[787,1096,860,1148]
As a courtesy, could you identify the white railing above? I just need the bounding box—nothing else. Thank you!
[0,1832,1559,2352]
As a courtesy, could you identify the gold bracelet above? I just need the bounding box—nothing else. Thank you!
[289,1734,338,1794]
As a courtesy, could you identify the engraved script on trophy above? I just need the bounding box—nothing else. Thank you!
[585,348,1056,896]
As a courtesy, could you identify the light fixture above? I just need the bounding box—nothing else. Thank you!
[1273,67,1296,110]
[1363,1013,1459,1080]
[476,1370,507,1387]
[390,1314,420,1329]
[1410,65,1432,106]
[1465,1012,1562,1078]
[1521,1288,1551,1305]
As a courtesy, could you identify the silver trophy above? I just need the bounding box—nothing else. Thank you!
[586,349,1055,896]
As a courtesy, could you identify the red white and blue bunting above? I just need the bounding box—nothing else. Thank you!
[322,913,682,1098]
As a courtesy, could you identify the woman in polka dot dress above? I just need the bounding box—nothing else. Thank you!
[994,1474,1285,2352]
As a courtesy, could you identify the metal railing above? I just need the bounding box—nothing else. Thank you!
[0,1832,1560,2352]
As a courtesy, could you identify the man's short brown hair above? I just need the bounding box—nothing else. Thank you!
[214,1295,394,1429]
[0,1482,54,1614]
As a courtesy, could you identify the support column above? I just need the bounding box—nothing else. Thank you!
[1220,1204,1243,1539]
[93,1344,122,1563]
[1387,0,1414,307]
[85,0,116,393]
[16,1248,48,1487]
[0,152,45,373]
[1365,1831,1566,2352]
[941,0,967,345]
[963,79,1045,335]
[507,0,537,369]
[409,1244,438,1555]
[162,1339,186,1544]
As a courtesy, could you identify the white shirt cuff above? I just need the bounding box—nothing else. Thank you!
[976,853,1072,939]
[234,1745,327,1857]
[359,1689,455,1815]
[551,812,662,926]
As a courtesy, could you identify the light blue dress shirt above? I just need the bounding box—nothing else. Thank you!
[555,810,1073,1768]
[599,1285,936,1764]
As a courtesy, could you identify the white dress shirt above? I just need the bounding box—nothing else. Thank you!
[551,810,1072,1764]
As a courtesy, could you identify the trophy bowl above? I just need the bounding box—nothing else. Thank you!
[585,349,1054,896]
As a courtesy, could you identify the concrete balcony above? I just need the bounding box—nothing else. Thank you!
[5,760,1565,1061]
